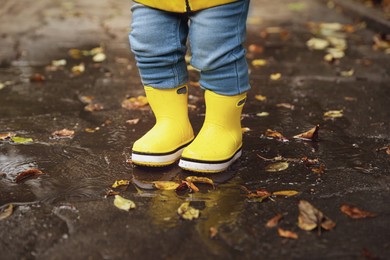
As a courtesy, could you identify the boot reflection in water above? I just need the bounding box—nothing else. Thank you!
[129,0,251,172]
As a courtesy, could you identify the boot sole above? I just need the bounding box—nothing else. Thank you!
[178,148,242,173]
[132,142,191,167]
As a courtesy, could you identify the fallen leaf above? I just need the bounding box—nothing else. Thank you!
[52,59,67,67]
[79,96,95,104]
[266,214,283,228]
[311,164,326,174]
[265,129,289,142]
[0,204,13,221]
[324,110,343,118]
[85,127,100,133]
[340,69,354,77]
[288,2,306,11]
[272,190,299,197]
[252,59,267,66]
[30,73,45,82]
[126,118,140,125]
[0,132,16,140]
[248,44,264,53]
[209,227,218,239]
[0,83,5,90]
[152,181,180,191]
[307,37,330,50]
[177,202,200,220]
[255,95,267,101]
[278,228,298,239]
[301,157,320,167]
[298,200,336,233]
[293,125,320,141]
[71,63,85,75]
[340,204,377,219]
[93,53,106,62]
[185,176,215,189]
[242,127,251,133]
[11,136,33,144]
[276,103,295,110]
[105,189,120,197]
[114,195,136,211]
[256,112,269,117]
[265,162,289,172]
[68,48,83,59]
[121,96,149,110]
[15,168,44,183]
[84,103,104,112]
[112,180,131,188]
[270,73,282,80]
[51,129,75,139]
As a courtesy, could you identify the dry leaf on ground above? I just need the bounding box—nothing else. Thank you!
[252,59,267,67]
[256,112,270,117]
[185,176,215,189]
[298,200,336,234]
[209,227,218,239]
[30,73,46,82]
[114,195,136,211]
[126,118,140,125]
[276,103,295,110]
[11,136,33,144]
[272,190,299,197]
[15,168,45,183]
[266,214,283,228]
[265,162,289,172]
[121,96,149,110]
[0,204,13,221]
[51,129,75,139]
[84,103,104,112]
[265,129,289,142]
[71,63,85,75]
[311,164,326,174]
[340,204,377,219]
[177,202,200,220]
[293,125,319,141]
[324,110,343,118]
[112,180,131,188]
[248,44,264,54]
[0,132,16,141]
[270,73,282,80]
[278,228,298,239]
[255,95,267,101]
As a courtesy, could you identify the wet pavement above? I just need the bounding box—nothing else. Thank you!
[1,0,389,259]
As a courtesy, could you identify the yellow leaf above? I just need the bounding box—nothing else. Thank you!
[272,190,299,197]
[270,73,282,80]
[0,204,13,221]
[185,176,215,188]
[306,37,329,50]
[93,53,106,62]
[152,181,179,190]
[324,110,343,118]
[256,112,269,117]
[242,127,251,133]
[112,180,131,188]
[11,137,33,144]
[255,95,267,101]
[177,202,200,220]
[114,195,136,211]
[121,96,149,110]
[278,228,298,239]
[265,162,289,172]
[252,59,267,66]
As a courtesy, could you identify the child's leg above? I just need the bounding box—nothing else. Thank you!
[129,4,194,166]
[179,0,250,172]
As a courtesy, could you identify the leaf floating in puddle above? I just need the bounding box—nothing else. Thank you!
[340,204,377,219]
[11,136,33,144]
[114,195,136,211]
[266,214,283,228]
[121,96,149,110]
[293,125,320,141]
[185,176,215,189]
[15,168,45,183]
[177,202,200,220]
[264,129,289,142]
[0,132,16,141]
[272,190,299,197]
[278,228,298,239]
[51,129,75,139]
[152,181,179,191]
[298,200,336,234]
[112,180,131,188]
[265,162,289,172]
[0,204,13,221]
[324,110,343,118]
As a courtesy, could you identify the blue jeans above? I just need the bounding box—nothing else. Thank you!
[129,1,250,96]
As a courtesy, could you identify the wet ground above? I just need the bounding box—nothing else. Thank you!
[1,0,389,259]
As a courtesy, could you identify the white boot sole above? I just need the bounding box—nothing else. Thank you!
[178,149,242,173]
[132,147,186,167]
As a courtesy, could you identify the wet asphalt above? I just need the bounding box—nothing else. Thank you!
[0,0,389,259]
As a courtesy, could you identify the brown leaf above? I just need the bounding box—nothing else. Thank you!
[293,125,319,141]
[311,164,326,174]
[272,190,299,197]
[265,129,289,142]
[248,44,264,54]
[79,96,95,104]
[266,214,283,228]
[255,94,267,101]
[340,204,377,219]
[278,228,298,239]
[301,157,320,167]
[298,200,336,233]
[15,168,45,183]
[51,129,75,139]
[0,204,13,221]
[276,103,295,110]
[105,189,120,197]
[0,132,16,141]
[246,189,271,202]
[177,202,200,220]
[126,118,140,125]
[121,96,149,110]
[185,176,215,189]
[30,73,45,82]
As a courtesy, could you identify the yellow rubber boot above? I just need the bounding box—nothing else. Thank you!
[132,85,194,166]
[179,90,246,173]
